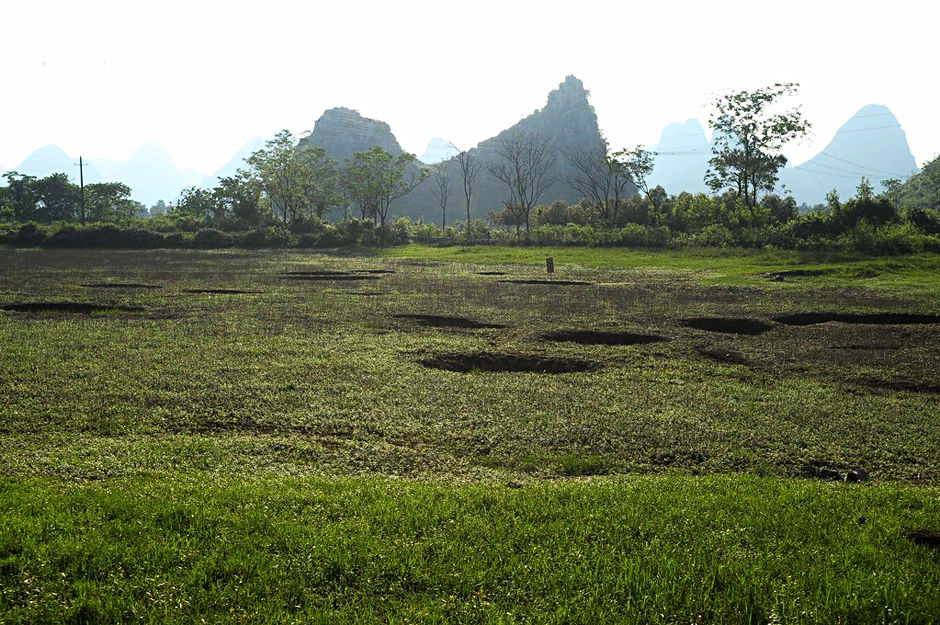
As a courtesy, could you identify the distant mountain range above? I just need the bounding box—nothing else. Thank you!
[648,104,919,205]
[777,104,918,204]
[2,81,922,211]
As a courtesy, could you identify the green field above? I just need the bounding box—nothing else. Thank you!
[1,246,938,623]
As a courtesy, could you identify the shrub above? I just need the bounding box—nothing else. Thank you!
[43,225,165,248]
[14,223,47,246]
[191,229,234,248]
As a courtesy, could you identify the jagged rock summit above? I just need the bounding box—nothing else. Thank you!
[302,107,405,164]
[429,74,604,218]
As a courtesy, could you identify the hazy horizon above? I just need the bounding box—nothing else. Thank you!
[2,0,938,175]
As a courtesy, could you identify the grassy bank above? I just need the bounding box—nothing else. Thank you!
[1,475,938,623]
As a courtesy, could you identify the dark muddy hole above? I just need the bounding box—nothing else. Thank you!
[907,529,940,550]
[81,283,161,289]
[476,271,507,276]
[855,378,940,394]
[355,269,396,274]
[542,330,668,346]
[342,291,390,296]
[682,317,774,335]
[285,274,379,281]
[774,312,940,326]
[760,269,834,280]
[499,279,592,286]
[1,302,145,314]
[419,352,600,374]
[394,314,506,329]
[284,269,353,276]
[183,289,259,294]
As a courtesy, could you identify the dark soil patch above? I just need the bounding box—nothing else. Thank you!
[0,302,145,314]
[907,529,940,550]
[284,269,354,276]
[800,465,845,481]
[285,275,379,281]
[355,269,396,274]
[542,330,668,346]
[394,314,506,329]
[695,347,752,366]
[682,317,774,335]
[499,279,592,286]
[855,378,940,394]
[760,269,835,280]
[80,283,161,289]
[182,289,259,294]
[342,291,390,296]
[774,312,940,326]
[476,271,507,276]
[419,352,600,374]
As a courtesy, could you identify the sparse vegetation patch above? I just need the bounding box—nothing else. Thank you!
[419,352,601,374]
[541,330,668,345]
[393,314,506,329]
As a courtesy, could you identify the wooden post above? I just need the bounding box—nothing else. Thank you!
[546,256,554,274]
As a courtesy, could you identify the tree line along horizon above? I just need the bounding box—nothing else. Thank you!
[2,83,938,250]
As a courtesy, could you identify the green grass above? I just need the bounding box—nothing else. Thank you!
[1,247,939,622]
[382,244,940,296]
[1,475,938,624]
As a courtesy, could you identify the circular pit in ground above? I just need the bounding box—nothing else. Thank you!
[182,289,259,294]
[80,283,161,289]
[419,352,600,374]
[499,279,592,286]
[0,302,145,314]
[774,312,940,326]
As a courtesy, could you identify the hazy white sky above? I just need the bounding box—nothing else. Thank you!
[2,0,937,174]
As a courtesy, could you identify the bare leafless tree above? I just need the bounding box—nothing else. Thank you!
[487,131,556,234]
[431,161,451,231]
[568,145,655,226]
[568,145,628,226]
[453,146,481,240]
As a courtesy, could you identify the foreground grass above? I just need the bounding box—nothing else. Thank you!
[1,474,938,624]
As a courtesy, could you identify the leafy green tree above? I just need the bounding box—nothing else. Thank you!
[2,172,39,222]
[35,173,80,222]
[214,171,264,227]
[84,182,137,222]
[343,146,427,226]
[706,83,810,210]
[173,186,218,223]
[246,130,340,225]
[883,155,940,211]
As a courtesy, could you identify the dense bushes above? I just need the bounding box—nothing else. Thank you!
[2,181,938,253]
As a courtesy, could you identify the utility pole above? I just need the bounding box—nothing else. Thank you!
[76,156,87,225]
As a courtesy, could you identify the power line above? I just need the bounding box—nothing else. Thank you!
[819,151,913,178]
[836,124,902,134]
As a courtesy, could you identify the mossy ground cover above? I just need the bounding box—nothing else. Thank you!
[1,247,938,622]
